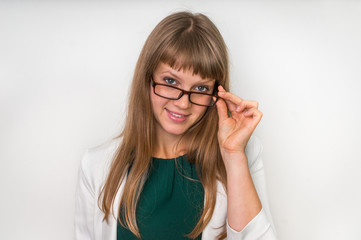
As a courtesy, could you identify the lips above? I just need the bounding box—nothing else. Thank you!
[165,109,190,123]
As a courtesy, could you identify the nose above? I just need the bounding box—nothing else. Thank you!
[173,93,191,109]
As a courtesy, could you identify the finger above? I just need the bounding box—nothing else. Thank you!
[218,87,237,111]
[224,99,238,112]
[243,108,262,117]
[240,109,263,133]
[218,85,226,92]
[215,98,228,123]
[217,88,243,106]
[218,87,251,112]
[236,100,259,113]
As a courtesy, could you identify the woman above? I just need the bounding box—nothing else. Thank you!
[75,11,277,240]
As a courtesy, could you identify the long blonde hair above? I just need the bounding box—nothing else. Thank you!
[100,11,229,239]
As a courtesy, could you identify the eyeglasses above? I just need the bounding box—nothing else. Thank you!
[151,77,219,107]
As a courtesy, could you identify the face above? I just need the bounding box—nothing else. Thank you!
[150,62,216,141]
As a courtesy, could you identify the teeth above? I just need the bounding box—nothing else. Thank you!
[170,111,184,118]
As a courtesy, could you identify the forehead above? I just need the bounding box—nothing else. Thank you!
[154,62,215,83]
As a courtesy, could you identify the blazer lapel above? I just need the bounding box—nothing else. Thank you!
[202,181,227,239]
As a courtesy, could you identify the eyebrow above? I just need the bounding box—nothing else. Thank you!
[161,70,180,79]
[160,70,214,83]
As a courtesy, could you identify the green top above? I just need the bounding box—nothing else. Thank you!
[117,155,204,240]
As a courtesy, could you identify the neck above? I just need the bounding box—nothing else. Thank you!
[153,133,187,159]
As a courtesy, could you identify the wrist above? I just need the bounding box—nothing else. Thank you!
[221,151,249,171]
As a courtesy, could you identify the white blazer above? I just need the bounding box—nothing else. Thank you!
[75,136,277,240]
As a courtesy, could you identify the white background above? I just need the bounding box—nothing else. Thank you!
[1,1,361,240]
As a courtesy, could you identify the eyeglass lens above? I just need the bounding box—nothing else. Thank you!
[154,85,217,106]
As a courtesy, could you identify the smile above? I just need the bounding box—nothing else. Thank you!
[170,111,184,117]
[165,109,190,122]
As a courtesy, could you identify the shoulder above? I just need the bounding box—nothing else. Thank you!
[79,137,122,192]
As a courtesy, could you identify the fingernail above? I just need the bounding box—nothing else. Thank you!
[236,105,242,112]
[218,91,225,95]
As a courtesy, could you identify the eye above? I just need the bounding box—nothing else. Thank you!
[163,77,177,85]
[194,85,210,92]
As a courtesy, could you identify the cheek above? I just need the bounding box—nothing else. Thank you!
[150,87,158,105]
[150,93,158,113]
[150,90,167,111]
[192,105,208,118]
[150,90,156,106]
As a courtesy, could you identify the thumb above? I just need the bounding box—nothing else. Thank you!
[216,98,228,123]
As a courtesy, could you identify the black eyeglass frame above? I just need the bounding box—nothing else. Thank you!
[150,77,219,107]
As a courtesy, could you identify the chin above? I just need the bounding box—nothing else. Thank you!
[165,127,188,136]
[158,123,190,138]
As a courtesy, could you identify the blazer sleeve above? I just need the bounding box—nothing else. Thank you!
[75,150,96,239]
[226,136,278,240]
